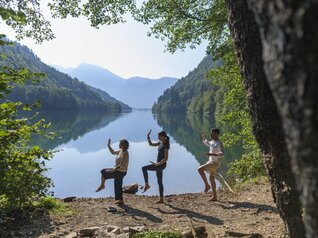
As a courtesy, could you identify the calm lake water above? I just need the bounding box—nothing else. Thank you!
[36,110,241,198]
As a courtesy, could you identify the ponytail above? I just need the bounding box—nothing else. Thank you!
[158,131,170,148]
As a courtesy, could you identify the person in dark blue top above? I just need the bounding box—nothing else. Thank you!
[142,129,170,204]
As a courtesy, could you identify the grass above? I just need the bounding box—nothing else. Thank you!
[34,196,76,217]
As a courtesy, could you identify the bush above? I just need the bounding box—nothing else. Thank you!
[0,65,54,209]
[34,196,75,215]
[228,149,266,182]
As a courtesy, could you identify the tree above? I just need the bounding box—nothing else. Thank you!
[224,1,305,237]
[246,1,318,236]
[0,64,54,209]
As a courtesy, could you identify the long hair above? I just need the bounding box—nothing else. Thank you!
[158,131,170,147]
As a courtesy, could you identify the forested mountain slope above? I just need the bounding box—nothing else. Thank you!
[152,55,218,116]
[0,42,131,111]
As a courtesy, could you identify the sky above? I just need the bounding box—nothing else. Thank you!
[1,7,208,79]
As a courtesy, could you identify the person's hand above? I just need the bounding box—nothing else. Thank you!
[147,129,152,137]
[201,132,206,140]
[153,162,160,167]
[107,139,111,146]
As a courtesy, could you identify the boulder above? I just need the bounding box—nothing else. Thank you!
[78,226,99,236]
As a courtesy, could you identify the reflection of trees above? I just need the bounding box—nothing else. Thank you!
[155,112,242,170]
[31,111,124,150]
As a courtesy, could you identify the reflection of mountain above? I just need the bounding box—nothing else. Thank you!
[31,111,124,150]
[155,112,242,169]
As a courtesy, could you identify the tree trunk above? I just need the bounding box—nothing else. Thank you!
[247,1,318,237]
[224,1,306,237]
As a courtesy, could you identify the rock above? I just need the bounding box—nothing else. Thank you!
[128,228,140,238]
[106,225,120,232]
[182,230,193,238]
[182,225,207,238]
[65,232,77,238]
[63,196,77,202]
[194,226,206,234]
[78,226,99,236]
[130,226,147,232]
[111,227,122,235]
[107,206,118,213]
[122,183,139,194]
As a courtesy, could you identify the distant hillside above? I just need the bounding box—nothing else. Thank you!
[0,43,131,111]
[59,63,178,109]
[153,55,219,117]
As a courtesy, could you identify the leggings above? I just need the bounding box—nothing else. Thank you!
[101,169,126,200]
[142,163,166,197]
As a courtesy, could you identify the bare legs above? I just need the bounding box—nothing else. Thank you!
[208,175,217,201]
[96,175,106,192]
[198,166,211,193]
[198,166,217,201]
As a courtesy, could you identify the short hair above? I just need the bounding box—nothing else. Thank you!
[210,128,220,135]
[119,139,129,149]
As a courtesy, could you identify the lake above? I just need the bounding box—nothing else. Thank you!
[36,110,241,198]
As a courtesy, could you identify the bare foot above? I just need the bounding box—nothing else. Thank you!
[207,196,217,202]
[95,185,105,192]
[114,200,124,206]
[203,185,211,193]
[155,199,164,204]
[142,184,150,193]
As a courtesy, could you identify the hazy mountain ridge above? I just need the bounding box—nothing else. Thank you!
[57,63,179,109]
[0,42,131,111]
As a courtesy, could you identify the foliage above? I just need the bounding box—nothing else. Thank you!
[34,196,75,215]
[133,231,181,238]
[207,39,265,181]
[228,150,266,182]
[0,65,55,209]
[0,1,53,43]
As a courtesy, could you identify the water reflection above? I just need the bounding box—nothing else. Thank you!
[38,110,241,198]
[32,110,124,150]
[155,112,242,170]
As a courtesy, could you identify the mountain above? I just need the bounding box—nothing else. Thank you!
[0,42,131,111]
[58,63,179,109]
[152,55,219,117]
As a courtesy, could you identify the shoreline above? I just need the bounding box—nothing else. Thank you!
[2,182,286,238]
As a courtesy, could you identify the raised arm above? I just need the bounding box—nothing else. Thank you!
[147,129,160,146]
[107,139,120,155]
[201,132,210,147]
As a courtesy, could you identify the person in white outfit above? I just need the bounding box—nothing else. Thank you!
[198,128,224,201]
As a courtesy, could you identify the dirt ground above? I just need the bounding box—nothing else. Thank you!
[4,182,286,237]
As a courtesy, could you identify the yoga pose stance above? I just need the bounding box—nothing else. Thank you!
[142,129,170,204]
[96,138,129,205]
[198,128,224,201]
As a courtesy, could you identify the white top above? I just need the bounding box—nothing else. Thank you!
[203,139,224,163]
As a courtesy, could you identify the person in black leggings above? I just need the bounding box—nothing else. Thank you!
[142,129,170,203]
